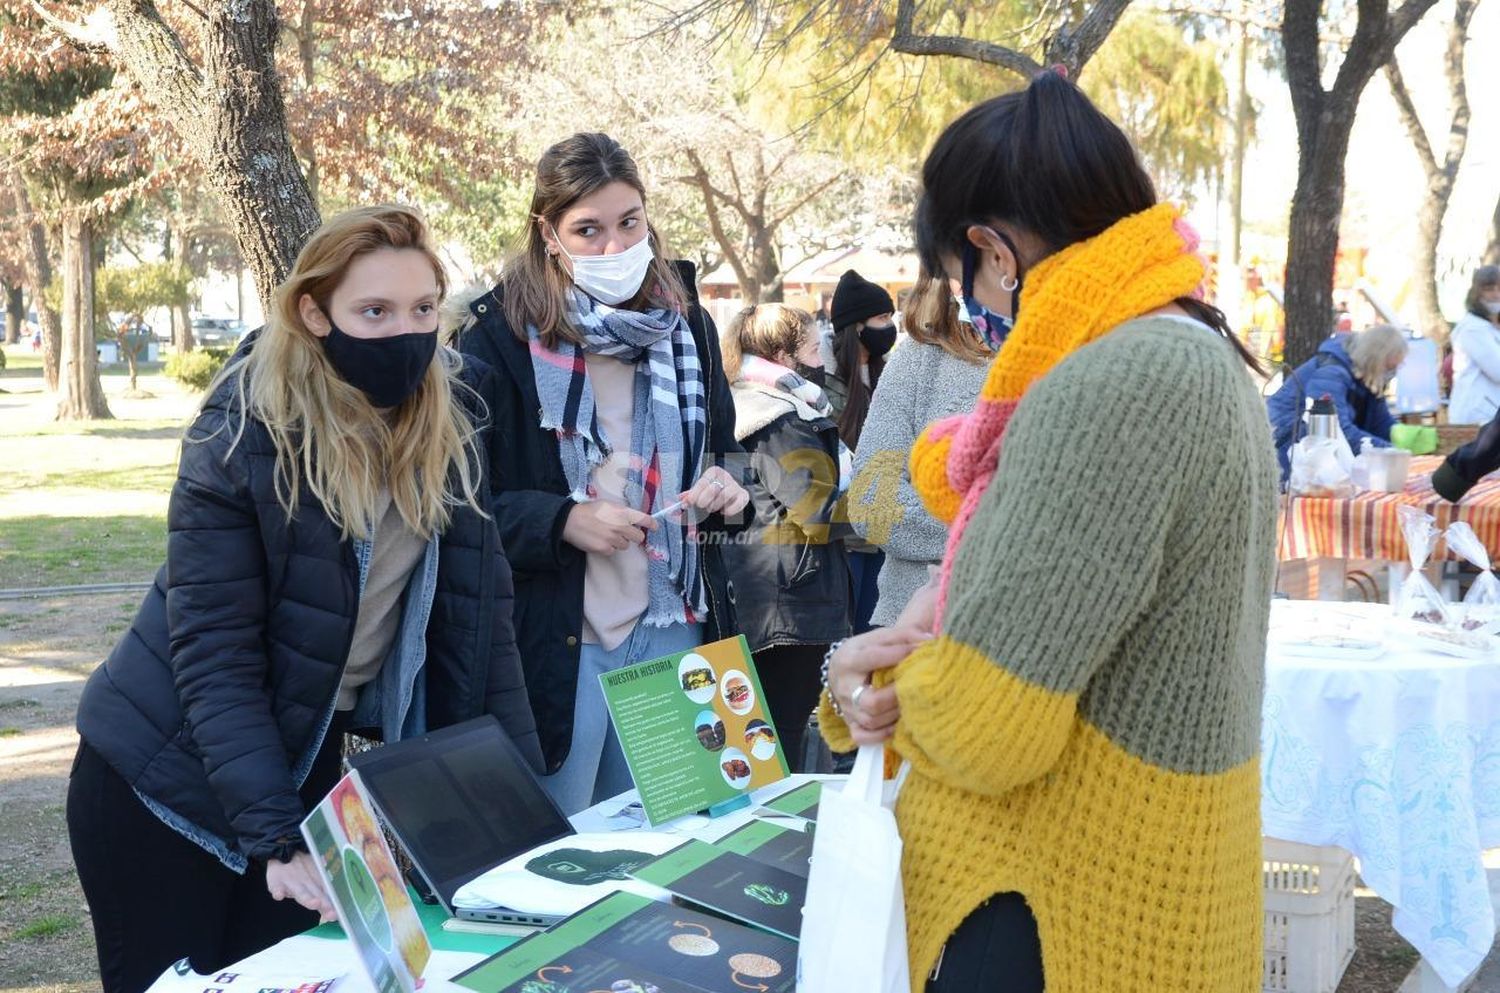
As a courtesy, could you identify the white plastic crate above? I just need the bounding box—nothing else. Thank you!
[1262,838,1356,993]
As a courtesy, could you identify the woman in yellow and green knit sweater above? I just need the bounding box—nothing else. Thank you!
[819,73,1279,991]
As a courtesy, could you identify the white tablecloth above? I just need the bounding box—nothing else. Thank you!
[1262,600,1500,986]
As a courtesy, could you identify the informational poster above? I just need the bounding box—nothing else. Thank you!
[452,891,797,993]
[599,636,788,825]
[300,772,431,993]
[761,782,822,822]
[630,840,807,940]
[713,820,814,879]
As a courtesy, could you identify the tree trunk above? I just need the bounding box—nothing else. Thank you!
[104,0,321,311]
[4,285,22,345]
[176,301,195,352]
[1486,194,1500,266]
[1283,148,1348,367]
[750,225,783,304]
[297,0,320,208]
[10,172,63,391]
[1219,18,1249,330]
[56,214,112,420]
[1280,0,1439,367]
[1383,0,1476,347]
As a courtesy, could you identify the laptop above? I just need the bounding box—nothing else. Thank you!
[347,716,575,927]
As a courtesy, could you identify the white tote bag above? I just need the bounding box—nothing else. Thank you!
[797,745,911,993]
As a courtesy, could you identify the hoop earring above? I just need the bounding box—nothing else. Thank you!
[1000,274,1019,292]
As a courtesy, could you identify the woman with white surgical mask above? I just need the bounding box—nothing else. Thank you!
[459,132,751,814]
[1448,264,1500,425]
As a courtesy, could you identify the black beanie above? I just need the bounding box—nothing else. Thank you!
[830,269,894,330]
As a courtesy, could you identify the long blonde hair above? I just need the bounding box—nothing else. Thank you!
[721,304,815,382]
[213,205,485,541]
[502,132,688,348]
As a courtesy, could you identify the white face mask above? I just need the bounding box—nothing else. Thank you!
[556,234,654,306]
[1484,299,1500,317]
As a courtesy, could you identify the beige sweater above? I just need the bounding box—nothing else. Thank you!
[337,489,427,710]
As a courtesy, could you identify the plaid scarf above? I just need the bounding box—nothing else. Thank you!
[738,354,853,493]
[527,289,708,627]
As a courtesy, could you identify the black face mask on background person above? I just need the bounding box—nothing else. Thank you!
[859,322,897,359]
[321,323,437,409]
[796,362,828,388]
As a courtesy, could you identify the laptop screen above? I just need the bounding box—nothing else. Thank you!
[348,717,575,908]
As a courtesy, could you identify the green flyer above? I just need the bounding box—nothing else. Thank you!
[599,635,788,825]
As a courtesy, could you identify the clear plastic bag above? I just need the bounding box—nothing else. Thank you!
[1445,522,1500,632]
[1396,506,1451,626]
[1288,434,1355,497]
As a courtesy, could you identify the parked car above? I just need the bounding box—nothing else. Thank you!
[191,317,247,348]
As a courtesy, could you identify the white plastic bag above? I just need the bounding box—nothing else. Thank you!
[797,746,910,993]
[1396,507,1452,625]
[1288,434,1355,497]
[1445,522,1500,632]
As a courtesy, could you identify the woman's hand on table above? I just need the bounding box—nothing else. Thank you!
[266,851,339,923]
[828,626,932,745]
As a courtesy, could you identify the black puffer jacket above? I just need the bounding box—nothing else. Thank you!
[458,261,747,772]
[723,382,852,650]
[75,353,542,865]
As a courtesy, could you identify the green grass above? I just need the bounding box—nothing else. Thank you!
[0,728,19,738]
[14,914,79,939]
[0,417,187,439]
[0,349,164,378]
[24,462,178,493]
[0,880,47,903]
[0,515,164,588]
[0,699,40,710]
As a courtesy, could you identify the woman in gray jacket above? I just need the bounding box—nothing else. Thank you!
[848,274,994,626]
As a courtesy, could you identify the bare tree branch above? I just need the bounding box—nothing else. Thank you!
[1384,60,1439,179]
[890,0,1043,77]
[1045,0,1133,78]
[769,171,845,229]
[24,0,116,52]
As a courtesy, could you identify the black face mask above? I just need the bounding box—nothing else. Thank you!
[321,323,437,408]
[859,322,897,359]
[796,362,828,388]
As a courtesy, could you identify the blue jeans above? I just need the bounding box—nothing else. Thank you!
[848,549,885,635]
[542,621,703,815]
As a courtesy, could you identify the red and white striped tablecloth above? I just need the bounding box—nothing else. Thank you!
[1279,457,1500,561]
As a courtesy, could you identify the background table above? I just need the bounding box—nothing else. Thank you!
[1262,600,1500,987]
[1278,457,1500,563]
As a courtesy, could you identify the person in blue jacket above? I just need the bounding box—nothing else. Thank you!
[1266,323,1408,477]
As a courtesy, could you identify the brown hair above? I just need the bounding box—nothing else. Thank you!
[721,304,816,381]
[214,204,483,540]
[1466,265,1500,321]
[902,271,991,365]
[502,132,688,347]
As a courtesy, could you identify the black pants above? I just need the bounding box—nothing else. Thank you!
[927,893,1045,993]
[753,643,827,774]
[68,716,349,993]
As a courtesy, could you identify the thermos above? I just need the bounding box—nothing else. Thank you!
[1307,394,1339,440]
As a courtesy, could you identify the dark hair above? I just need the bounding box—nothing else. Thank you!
[1467,265,1500,321]
[502,132,687,347]
[833,322,883,448]
[914,73,1260,372]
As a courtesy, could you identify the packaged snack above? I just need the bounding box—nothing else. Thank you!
[1395,506,1452,626]
[1444,522,1500,632]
